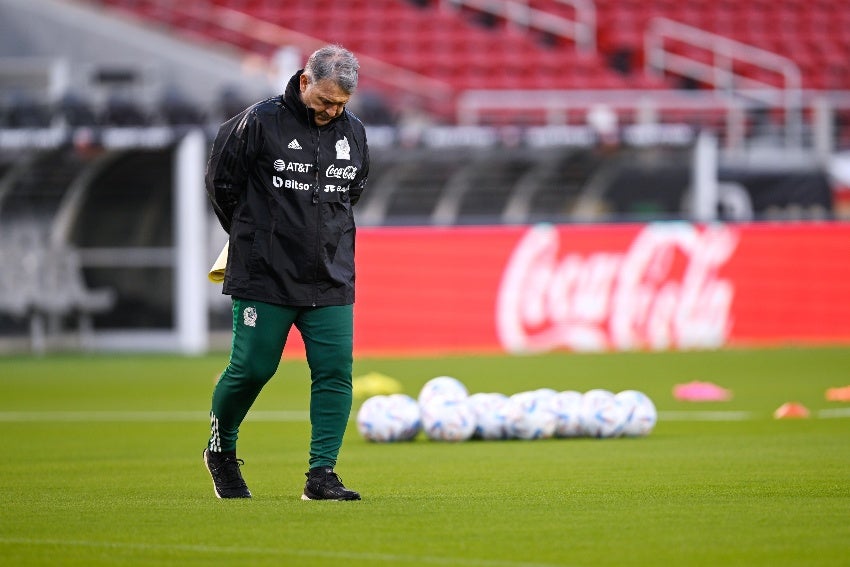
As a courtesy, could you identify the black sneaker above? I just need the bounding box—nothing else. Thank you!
[203,449,252,499]
[301,467,361,501]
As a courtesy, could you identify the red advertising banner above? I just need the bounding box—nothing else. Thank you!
[286,223,850,356]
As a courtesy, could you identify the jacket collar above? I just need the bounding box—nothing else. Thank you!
[283,70,346,129]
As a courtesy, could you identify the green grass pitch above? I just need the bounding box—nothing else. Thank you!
[1,346,848,566]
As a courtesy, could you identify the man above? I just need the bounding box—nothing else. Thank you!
[203,44,368,501]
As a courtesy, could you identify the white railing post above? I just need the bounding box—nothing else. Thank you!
[173,128,208,355]
[692,130,718,222]
[813,96,834,161]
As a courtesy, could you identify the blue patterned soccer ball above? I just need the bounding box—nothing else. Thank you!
[615,390,658,437]
[579,389,629,438]
[356,394,421,442]
[550,390,584,438]
[468,392,510,440]
[421,397,476,442]
[417,375,469,407]
[502,390,559,440]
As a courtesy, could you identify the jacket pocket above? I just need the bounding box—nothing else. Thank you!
[247,228,269,276]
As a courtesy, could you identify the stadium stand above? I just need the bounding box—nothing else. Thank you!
[0,0,843,135]
[66,0,848,142]
[1,0,843,228]
[89,0,666,95]
[88,0,849,92]
[0,0,845,351]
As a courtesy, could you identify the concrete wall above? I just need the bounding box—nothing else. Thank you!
[0,0,283,112]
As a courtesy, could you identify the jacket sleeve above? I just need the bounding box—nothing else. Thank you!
[205,108,263,233]
[349,128,369,206]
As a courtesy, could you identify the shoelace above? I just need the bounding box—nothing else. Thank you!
[323,471,343,488]
[214,457,246,488]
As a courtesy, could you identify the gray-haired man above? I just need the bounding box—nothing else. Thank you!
[204,45,368,500]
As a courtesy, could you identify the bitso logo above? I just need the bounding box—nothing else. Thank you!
[335,136,351,160]
[243,306,258,327]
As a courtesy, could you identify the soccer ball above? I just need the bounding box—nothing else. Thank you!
[550,390,584,438]
[502,390,558,440]
[579,389,629,438]
[468,392,510,440]
[356,394,421,442]
[616,390,658,437]
[417,375,468,407]
[421,397,476,442]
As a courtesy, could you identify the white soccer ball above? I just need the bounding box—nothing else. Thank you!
[550,390,584,438]
[417,375,468,407]
[502,390,558,440]
[356,394,421,442]
[579,389,629,438]
[468,392,510,440]
[616,390,658,437]
[421,398,476,442]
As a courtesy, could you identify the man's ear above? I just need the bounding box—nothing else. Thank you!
[299,74,310,92]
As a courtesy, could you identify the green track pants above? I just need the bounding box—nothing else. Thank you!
[208,298,353,470]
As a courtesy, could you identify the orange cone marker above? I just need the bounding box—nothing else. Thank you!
[825,386,850,402]
[773,402,810,419]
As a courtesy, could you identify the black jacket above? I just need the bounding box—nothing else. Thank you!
[206,71,369,307]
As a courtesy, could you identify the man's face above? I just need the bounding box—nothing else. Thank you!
[300,74,351,126]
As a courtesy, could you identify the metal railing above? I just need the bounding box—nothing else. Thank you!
[454,88,850,158]
[644,17,803,147]
[175,4,455,102]
[0,56,68,102]
[441,0,596,53]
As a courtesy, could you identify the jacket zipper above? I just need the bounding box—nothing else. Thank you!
[311,126,321,307]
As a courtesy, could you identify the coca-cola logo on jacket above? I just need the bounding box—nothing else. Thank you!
[496,223,739,353]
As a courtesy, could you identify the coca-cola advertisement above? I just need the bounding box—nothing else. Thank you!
[284,222,850,356]
[496,223,738,353]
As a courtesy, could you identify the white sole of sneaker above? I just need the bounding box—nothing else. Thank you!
[301,491,360,501]
[204,452,224,499]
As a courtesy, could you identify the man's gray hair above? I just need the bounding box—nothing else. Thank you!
[304,45,360,94]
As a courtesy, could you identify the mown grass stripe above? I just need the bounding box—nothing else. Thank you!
[0,409,847,423]
[657,410,753,421]
[0,537,571,567]
[0,410,309,422]
[817,407,850,418]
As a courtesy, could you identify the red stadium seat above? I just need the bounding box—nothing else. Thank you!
[93,0,850,96]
